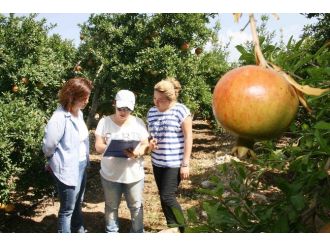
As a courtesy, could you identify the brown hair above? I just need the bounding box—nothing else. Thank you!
[154,77,181,101]
[58,77,93,112]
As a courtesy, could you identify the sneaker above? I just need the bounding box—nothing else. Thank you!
[72,227,88,233]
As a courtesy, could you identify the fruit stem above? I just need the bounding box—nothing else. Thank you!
[249,14,269,69]
[232,137,256,159]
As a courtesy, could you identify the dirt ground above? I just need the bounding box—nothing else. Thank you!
[1,120,235,233]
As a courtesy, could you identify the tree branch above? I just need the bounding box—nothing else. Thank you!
[249,14,269,68]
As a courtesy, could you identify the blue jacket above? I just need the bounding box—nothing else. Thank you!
[42,106,90,186]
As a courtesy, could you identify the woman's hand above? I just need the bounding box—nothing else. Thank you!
[124,148,140,159]
[180,166,190,180]
[148,137,158,151]
[95,134,107,154]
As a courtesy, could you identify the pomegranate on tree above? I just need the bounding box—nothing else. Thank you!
[74,65,82,72]
[212,65,299,158]
[212,14,329,158]
[195,47,203,55]
[21,77,29,85]
[12,85,19,93]
[180,42,190,51]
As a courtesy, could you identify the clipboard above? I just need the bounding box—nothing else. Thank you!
[103,139,140,158]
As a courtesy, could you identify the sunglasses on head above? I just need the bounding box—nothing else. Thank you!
[117,107,131,112]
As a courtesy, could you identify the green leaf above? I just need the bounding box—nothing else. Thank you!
[314,121,330,130]
[259,207,273,221]
[274,177,290,194]
[314,129,330,153]
[294,38,304,51]
[171,207,185,227]
[237,165,247,179]
[287,36,293,48]
[272,214,289,233]
[186,207,198,223]
[235,45,248,55]
[214,184,224,196]
[292,53,313,72]
[290,193,305,211]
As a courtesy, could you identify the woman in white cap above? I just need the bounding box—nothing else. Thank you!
[94,90,149,233]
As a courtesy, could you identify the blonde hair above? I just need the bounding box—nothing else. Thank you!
[154,77,182,101]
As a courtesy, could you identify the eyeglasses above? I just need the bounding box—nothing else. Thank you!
[117,107,131,112]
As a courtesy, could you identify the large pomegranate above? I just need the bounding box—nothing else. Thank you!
[212,65,299,153]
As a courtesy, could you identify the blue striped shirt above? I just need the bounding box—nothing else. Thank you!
[147,103,190,168]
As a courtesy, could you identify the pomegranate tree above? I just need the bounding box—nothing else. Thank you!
[212,65,299,157]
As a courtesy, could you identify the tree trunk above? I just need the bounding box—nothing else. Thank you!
[86,84,101,129]
[86,64,104,129]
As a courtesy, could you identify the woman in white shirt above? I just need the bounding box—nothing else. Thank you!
[94,90,149,233]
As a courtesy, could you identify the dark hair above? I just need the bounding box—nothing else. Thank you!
[58,77,93,112]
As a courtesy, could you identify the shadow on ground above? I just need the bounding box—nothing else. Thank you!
[1,210,134,233]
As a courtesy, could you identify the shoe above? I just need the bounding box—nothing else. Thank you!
[72,227,88,233]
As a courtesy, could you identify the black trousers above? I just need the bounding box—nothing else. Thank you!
[152,165,185,232]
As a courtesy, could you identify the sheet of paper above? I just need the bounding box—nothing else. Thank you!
[103,139,140,158]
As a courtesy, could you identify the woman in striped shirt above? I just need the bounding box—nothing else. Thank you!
[147,77,193,233]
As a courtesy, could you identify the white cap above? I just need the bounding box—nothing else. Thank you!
[115,90,135,111]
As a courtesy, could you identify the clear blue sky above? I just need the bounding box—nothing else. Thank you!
[26,13,317,62]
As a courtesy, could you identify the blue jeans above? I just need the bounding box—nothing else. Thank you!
[101,176,144,233]
[53,160,87,233]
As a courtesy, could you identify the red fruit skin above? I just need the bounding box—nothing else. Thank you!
[212,65,299,140]
[181,42,189,51]
[195,47,203,55]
